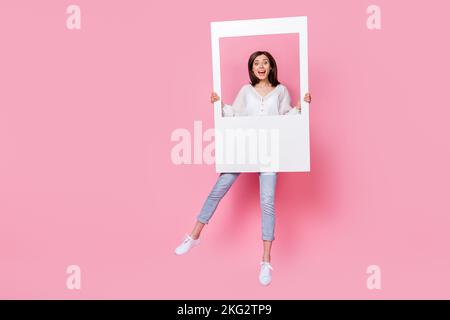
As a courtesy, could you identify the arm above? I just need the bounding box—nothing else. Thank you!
[222,85,247,117]
[279,85,300,115]
[222,103,235,117]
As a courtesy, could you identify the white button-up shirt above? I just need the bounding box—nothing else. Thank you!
[222,83,300,117]
[221,83,299,175]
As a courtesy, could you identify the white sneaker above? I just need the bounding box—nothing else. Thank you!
[174,234,200,255]
[259,262,273,286]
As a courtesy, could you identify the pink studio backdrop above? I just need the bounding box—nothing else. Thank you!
[220,33,300,107]
[1,0,450,299]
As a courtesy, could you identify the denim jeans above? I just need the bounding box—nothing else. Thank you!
[196,172,278,241]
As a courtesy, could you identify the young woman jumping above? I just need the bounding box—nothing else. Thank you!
[175,50,312,286]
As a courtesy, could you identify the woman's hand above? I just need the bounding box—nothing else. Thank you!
[210,92,224,108]
[295,92,312,111]
[304,92,312,103]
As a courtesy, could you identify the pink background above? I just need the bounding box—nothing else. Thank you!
[1,0,450,299]
[220,33,300,106]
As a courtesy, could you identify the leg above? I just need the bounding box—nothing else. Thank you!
[258,173,277,285]
[190,220,205,240]
[191,172,240,239]
[259,173,277,261]
[262,240,272,263]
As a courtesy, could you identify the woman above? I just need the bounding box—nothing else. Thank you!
[174,51,312,286]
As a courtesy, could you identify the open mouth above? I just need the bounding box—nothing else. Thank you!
[257,70,266,76]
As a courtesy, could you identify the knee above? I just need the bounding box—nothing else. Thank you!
[208,188,224,200]
[260,190,275,205]
[209,174,236,198]
[260,194,275,214]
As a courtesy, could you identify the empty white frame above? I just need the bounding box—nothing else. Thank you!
[210,16,310,173]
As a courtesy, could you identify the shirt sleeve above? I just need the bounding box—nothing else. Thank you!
[222,104,235,117]
[222,85,247,117]
[279,85,300,115]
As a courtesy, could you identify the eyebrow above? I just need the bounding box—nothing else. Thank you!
[254,59,269,62]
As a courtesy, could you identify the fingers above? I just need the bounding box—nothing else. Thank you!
[304,93,311,103]
[210,92,221,103]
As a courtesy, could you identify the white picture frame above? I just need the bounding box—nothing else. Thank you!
[210,16,310,173]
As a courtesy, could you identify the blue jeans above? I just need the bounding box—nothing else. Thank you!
[196,172,278,241]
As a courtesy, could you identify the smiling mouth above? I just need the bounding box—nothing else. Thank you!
[257,71,266,76]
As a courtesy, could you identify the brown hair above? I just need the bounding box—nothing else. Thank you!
[248,51,280,87]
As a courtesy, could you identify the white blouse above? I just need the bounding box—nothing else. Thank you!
[222,83,300,117]
[221,83,299,175]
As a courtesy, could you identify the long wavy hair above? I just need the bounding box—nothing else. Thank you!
[248,51,280,87]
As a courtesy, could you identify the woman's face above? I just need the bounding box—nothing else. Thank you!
[252,54,271,82]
